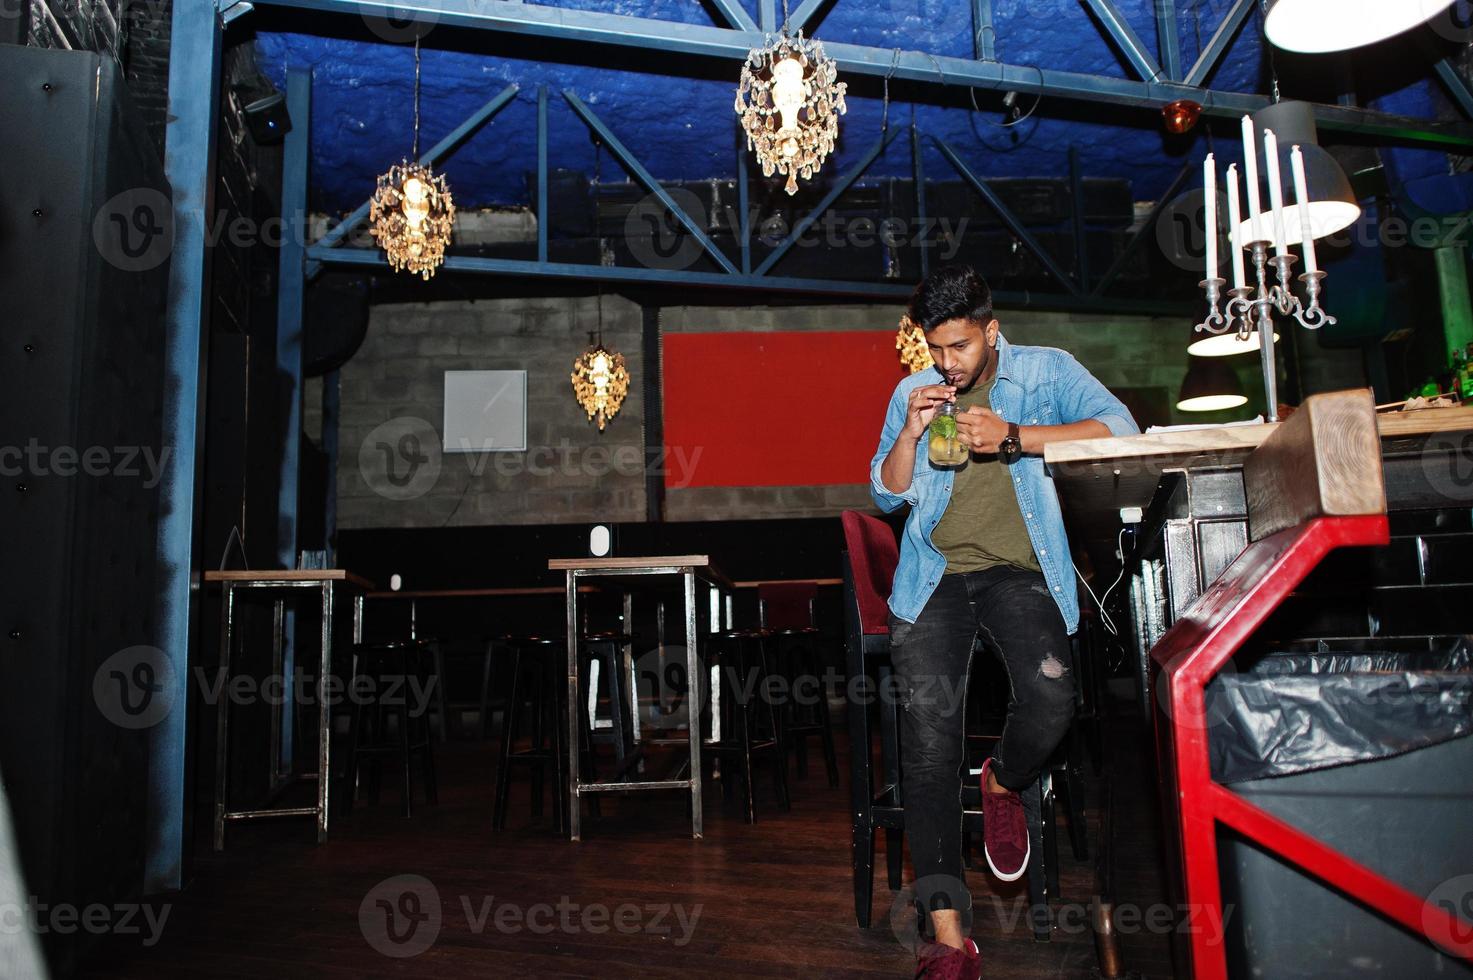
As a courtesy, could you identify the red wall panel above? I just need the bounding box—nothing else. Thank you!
[662,330,910,489]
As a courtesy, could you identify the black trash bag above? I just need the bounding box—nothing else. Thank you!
[1208,639,1473,784]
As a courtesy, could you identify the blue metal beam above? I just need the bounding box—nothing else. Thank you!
[1081,0,1162,82]
[277,68,311,577]
[759,0,775,33]
[736,123,751,275]
[972,0,995,62]
[706,0,758,33]
[563,88,739,275]
[1070,145,1089,292]
[754,126,900,277]
[933,134,1081,296]
[306,82,519,276]
[274,69,311,772]
[787,0,830,34]
[913,124,930,278]
[537,84,549,263]
[1155,0,1181,82]
[1435,58,1473,121]
[306,245,1195,315]
[1184,0,1253,88]
[235,0,1473,149]
[322,370,340,560]
[152,0,222,893]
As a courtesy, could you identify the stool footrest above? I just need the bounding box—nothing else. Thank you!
[223,806,320,821]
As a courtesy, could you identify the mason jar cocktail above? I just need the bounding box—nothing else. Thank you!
[928,402,968,467]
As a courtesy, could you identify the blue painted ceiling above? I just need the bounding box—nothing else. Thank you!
[253,0,1452,215]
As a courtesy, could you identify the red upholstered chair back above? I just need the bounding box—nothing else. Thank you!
[840,511,899,636]
[758,582,818,630]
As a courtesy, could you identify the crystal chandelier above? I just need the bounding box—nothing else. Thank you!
[896,316,934,374]
[370,37,455,280]
[570,292,630,432]
[734,8,847,196]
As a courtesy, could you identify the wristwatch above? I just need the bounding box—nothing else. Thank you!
[998,422,1022,464]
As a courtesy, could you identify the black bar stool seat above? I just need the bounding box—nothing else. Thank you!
[704,629,790,823]
[344,640,438,818]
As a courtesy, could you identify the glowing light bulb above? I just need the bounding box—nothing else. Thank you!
[771,58,805,138]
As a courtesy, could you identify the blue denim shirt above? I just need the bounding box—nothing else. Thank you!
[869,332,1139,634]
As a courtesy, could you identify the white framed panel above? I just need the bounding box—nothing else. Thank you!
[442,370,527,452]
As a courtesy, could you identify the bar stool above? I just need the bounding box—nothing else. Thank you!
[758,582,840,788]
[579,631,637,771]
[343,640,438,818]
[704,628,790,823]
[431,637,497,740]
[492,635,567,830]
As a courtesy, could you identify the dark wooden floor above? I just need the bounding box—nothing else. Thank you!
[81,693,1174,979]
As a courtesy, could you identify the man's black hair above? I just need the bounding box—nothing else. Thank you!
[907,265,994,332]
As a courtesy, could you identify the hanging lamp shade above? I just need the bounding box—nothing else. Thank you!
[1264,0,1457,54]
[1188,317,1280,357]
[1177,357,1249,413]
[1235,101,1360,248]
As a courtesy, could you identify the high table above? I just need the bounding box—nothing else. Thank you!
[548,555,734,841]
[203,569,372,848]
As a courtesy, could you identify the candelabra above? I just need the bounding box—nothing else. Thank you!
[1196,242,1335,423]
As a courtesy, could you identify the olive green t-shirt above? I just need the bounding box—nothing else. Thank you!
[929,379,1042,576]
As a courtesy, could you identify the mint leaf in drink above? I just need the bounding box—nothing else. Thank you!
[931,414,957,440]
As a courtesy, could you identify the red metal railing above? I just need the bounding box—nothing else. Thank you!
[1149,514,1473,978]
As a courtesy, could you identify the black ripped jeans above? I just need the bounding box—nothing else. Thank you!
[887,565,1076,925]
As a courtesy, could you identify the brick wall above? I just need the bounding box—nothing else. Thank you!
[337,297,1224,529]
[337,294,646,529]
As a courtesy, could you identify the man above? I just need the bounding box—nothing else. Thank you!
[869,265,1138,977]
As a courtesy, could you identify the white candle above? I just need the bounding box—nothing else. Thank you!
[1226,164,1246,289]
[1291,145,1318,276]
[1241,115,1264,244]
[1204,153,1218,281]
[1263,128,1288,257]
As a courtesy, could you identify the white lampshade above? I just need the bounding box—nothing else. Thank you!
[1177,358,1249,413]
[1265,0,1457,54]
[1234,101,1361,247]
[1188,328,1280,358]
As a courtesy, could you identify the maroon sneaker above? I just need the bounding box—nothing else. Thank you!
[980,758,1029,881]
[914,938,980,979]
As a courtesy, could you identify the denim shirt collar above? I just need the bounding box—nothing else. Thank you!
[993,330,1015,384]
